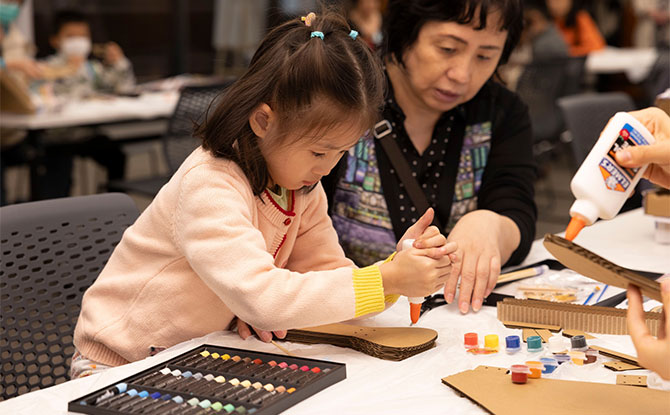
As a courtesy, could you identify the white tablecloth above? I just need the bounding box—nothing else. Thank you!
[0,209,667,414]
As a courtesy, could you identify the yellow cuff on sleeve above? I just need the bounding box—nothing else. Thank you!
[382,252,400,303]
[352,264,386,317]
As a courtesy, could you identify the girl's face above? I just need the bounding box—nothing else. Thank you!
[391,12,507,115]
[547,0,572,20]
[261,120,364,191]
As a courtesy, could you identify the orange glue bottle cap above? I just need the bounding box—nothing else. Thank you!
[565,217,585,241]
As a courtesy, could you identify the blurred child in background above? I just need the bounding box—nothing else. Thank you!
[43,9,134,97]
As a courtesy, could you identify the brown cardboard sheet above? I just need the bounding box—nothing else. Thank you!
[497,298,662,336]
[543,234,661,301]
[605,361,643,371]
[561,329,597,339]
[442,367,670,415]
[283,323,437,361]
[645,189,670,218]
[501,320,561,332]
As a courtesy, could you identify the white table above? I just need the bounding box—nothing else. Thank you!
[0,92,178,130]
[585,47,659,84]
[1,209,667,414]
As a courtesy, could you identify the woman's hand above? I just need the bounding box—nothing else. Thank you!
[233,318,287,343]
[627,279,670,380]
[444,210,520,313]
[615,107,670,188]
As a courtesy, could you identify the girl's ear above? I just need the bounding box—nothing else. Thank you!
[249,103,275,139]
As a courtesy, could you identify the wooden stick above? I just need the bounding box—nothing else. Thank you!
[271,340,295,357]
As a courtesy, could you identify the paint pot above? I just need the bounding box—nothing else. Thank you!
[555,354,571,365]
[510,364,531,384]
[585,348,599,364]
[540,357,558,374]
[526,361,543,378]
[484,334,499,351]
[569,351,586,365]
[570,335,588,351]
[526,335,543,353]
[505,335,521,354]
[548,335,566,353]
[464,333,478,350]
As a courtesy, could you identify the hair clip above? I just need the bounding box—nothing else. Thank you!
[349,30,359,40]
[310,31,324,40]
[301,12,316,27]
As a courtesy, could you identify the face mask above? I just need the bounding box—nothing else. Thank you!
[0,3,20,26]
[61,36,92,58]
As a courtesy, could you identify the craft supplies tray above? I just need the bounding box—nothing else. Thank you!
[68,344,346,415]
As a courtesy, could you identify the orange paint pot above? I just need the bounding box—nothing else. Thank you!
[525,361,543,379]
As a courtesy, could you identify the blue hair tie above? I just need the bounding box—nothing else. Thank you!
[310,31,324,40]
[349,30,358,40]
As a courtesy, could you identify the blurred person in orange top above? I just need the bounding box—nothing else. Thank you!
[546,0,606,56]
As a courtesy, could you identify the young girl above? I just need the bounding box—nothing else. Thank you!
[71,10,455,376]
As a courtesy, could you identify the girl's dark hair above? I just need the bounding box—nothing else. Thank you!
[196,9,385,196]
[382,0,523,67]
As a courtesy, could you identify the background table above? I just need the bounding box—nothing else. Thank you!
[0,208,667,414]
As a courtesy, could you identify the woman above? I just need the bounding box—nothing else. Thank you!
[323,0,537,314]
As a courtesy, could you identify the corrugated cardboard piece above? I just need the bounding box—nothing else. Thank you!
[497,298,662,336]
[283,323,437,361]
[442,366,670,415]
[543,234,662,301]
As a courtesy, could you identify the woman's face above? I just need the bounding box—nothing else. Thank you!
[547,0,572,20]
[395,12,507,115]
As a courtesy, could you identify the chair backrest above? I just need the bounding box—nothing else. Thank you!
[516,57,586,144]
[558,92,635,167]
[0,193,139,401]
[163,81,234,173]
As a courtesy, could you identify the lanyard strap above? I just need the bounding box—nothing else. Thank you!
[373,119,443,231]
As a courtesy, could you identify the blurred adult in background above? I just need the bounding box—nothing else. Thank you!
[346,0,383,49]
[547,0,606,56]
[0,0,44,205]
[632,0,670,49]
[0,0,43,80]
[524,0,569,60]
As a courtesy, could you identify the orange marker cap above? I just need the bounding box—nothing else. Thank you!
[565,217,585,241]
[410,302,421,324]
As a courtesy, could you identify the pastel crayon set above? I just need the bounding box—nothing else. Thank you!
[68,344,346,415]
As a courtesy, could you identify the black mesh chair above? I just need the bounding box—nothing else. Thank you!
[0,193,139,400]
[515,57,587,157]
[557,92,635,167]
[107,81,234,197]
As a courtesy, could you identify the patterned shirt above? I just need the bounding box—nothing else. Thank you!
[323,79,537,267]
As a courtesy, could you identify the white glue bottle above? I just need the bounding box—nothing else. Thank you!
[565,112,655,240]
[401,239,424,325]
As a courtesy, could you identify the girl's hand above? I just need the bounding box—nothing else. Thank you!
[233,318,287,343]
[443,210,520,313]
[397,208,456,259]
[627,279,670,380]
[380,244,453,298]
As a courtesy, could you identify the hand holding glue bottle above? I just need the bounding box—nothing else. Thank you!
[400,238,424,325]
[391,208,457,325]
[565,112,656,241]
